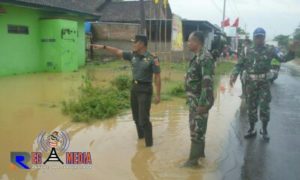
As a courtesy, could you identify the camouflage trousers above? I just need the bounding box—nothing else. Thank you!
[187,96,209,143]
[246,80,272,124]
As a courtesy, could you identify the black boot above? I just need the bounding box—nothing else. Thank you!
[135,124,144,139]
[260,122,270,141]
[244,122,257,139]
[182,141,203,168]
[144,124,153,147]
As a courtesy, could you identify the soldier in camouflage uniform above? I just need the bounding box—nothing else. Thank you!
[230,28,297,141]
[183,31,215,168]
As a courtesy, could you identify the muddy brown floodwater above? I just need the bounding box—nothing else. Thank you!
[0,69,243,180]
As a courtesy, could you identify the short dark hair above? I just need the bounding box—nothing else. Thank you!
[191,31,205,44]
[132,35,148,46]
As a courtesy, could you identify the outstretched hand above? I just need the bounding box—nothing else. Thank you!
[91,44,104,49]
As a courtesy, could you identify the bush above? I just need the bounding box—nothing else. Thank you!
[111,75,132,91]
[62,75,130,122]
[169,83,185,97]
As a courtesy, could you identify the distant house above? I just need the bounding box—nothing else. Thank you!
[94,0,172,42]
[0,0,102,76]
[182,20,224,51]
[93,0,222,55]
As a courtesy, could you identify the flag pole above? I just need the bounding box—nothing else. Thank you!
[222,0,226,30]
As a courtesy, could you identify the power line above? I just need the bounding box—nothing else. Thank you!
[210,0,223,15]
[227,0,239,18]
[227,0,247,30]
[230,0,241,17]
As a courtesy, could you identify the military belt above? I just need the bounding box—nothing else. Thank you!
[132,80,152,85]
[247,73,272,81]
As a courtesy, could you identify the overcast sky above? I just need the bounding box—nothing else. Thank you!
[168,0,300,40]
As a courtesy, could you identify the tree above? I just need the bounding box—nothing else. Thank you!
[274,34,289,49]
[237,27,246,35]
[237,27,249,36]
[294,25,300,57]
[294,26,300,40]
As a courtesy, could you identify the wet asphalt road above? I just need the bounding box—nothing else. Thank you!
[219,62,300,180]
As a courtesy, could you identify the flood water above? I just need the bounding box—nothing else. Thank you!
[0,67,243,180]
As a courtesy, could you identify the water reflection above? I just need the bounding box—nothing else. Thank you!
[0,71,245,180]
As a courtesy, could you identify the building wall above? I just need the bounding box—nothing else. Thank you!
[92,22,140,41]
[0,4,87,77]
[77,20,86,67]
[0,4,42,76]
[91,22,217,62]
[91,22,192,62]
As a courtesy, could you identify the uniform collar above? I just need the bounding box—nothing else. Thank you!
[254,44,266,51]
[193,48,205,59]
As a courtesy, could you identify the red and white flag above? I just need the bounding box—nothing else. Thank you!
[232,18,239,27]
[221,18,230,27]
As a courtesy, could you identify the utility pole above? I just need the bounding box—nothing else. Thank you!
[139,0,146,35]
[222,0,226,30]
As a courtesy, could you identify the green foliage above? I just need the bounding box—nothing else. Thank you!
[294,32,300,40]
[274,34,289,49]
[215,61,235,75]
[62,75,130,122]
[160,61,187,71]
[62,61,235,122]
[237,27,246,35]
[168,83,185,97]
[294,29,300,57]
[111,75,132,91]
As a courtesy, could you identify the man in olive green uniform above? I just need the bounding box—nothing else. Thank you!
[92,35,161,147]
[230,28,297,141]
[183,31,215,168]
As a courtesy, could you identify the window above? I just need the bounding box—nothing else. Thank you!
[7,25,29,34]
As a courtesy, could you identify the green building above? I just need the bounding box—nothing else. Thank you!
[0,0,101,76]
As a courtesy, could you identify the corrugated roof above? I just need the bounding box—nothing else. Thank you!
[1,0,106,17]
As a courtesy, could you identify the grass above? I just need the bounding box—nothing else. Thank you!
[87,60,127,69]
[215,61,236,75]
[62,59,235,122]
[62,75,131,122]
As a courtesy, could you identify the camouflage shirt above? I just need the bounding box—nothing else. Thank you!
[232,44,295,78]
[185,48,215,108]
